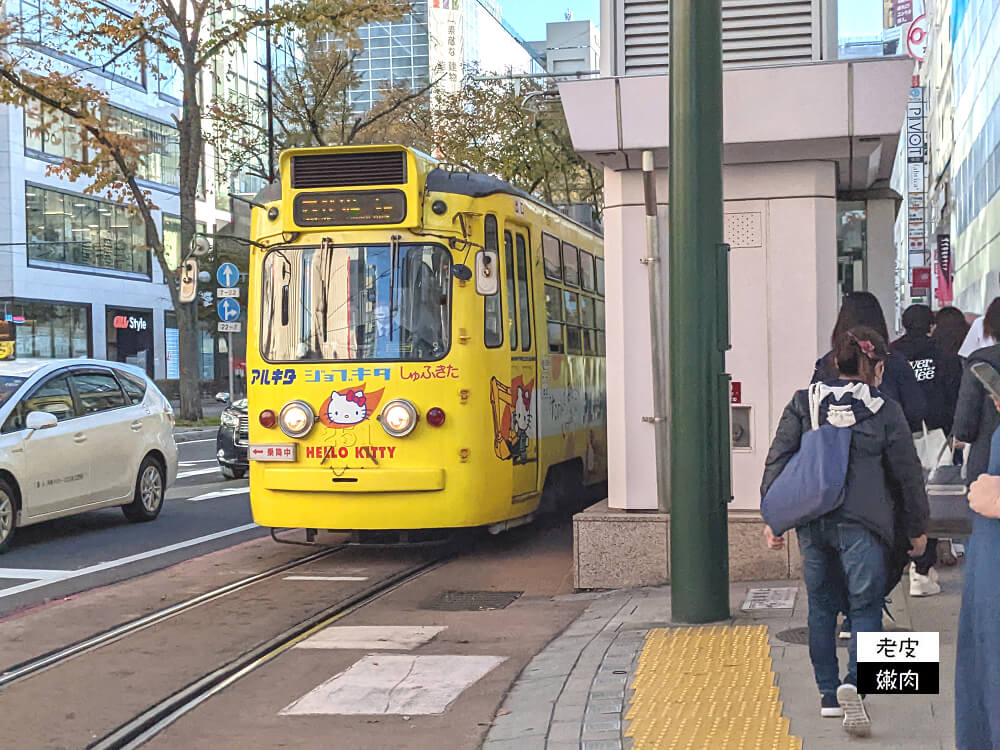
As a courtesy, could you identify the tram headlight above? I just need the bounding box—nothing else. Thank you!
[278,400,315,438]
[380,399,418,437]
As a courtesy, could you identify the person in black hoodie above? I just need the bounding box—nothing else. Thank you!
[764,326,929,737]
[952,336,1000,486]
[893,304,963,596]
[813,292,927,430]
[813,292,926,637]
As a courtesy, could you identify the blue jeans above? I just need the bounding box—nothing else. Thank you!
[798,517,887,696]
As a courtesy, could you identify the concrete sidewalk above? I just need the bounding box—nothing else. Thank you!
[483,562,961,749]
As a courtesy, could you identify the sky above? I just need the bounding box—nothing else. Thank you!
[838,0,884,39]
[500,1,601,41]
[500,0,885,43]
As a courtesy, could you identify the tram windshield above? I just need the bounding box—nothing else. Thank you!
[259,243,451,362]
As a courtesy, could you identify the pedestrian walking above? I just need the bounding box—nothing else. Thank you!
[933,306,971,359]
[813,292,926,638]
[814,292,926,431]
[958,297,1000,357]
[952,314,1000,483]
[893,304,963,596]
[955,415,1000,749]
[763,327,929,737]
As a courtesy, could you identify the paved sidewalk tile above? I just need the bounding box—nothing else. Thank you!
[483,571,960,750]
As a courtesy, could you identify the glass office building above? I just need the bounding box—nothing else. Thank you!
[951,0,1000,311]
[347,0,542,112]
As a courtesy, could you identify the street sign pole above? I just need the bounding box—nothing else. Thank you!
[216,263,242,400]
[669,0,731,623]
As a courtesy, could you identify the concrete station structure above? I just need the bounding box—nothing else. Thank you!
[562,0,915,588]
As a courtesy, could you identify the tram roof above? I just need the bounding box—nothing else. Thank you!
[425,169,603,238]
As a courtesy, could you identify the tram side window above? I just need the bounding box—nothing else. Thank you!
[580,250,595,292]
[545,284,564,354]
[580,294,596,355]
[564,291,582,355]
[515,234,532,351]
[595,257,605,297]
[504,231,518,351]
[542,233,561,281]
[563,242,579,287]
[484,215,503,348]
[595,299,606,355]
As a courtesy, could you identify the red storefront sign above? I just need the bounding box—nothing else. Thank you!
[912,267,931,288]
[731,382,742,404]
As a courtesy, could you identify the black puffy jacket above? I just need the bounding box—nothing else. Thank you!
[952,344,1000,481]
[761,383,929,547]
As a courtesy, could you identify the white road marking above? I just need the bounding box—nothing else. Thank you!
[280,655,505,715]
[177,438,216,445]
[0,523,260,599]
[188,488,249,502]
[0,568,73,580]
[177,467,220,479]
[283,576,369,582]
[294,625,445,651]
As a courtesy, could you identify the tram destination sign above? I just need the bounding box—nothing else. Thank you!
[293,189,406,226]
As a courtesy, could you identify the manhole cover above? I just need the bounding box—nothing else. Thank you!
[775,626,910,647]
[422,590,522,611]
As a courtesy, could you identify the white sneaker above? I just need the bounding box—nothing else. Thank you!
[837,683,871,737]
[909,564,941,597]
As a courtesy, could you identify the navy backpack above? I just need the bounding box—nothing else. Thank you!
[762,383,853,536]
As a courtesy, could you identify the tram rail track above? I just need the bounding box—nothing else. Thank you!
[86,552,453,750]
[0,543,349,690]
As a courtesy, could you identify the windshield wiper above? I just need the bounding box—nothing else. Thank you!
[320,237,333,343]
[389,235,400,343]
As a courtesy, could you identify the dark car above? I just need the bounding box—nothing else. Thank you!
[217,398,248,479]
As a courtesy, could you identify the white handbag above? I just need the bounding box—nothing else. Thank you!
[914,422,952,471]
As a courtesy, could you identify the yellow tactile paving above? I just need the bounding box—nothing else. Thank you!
[624,625,803,750]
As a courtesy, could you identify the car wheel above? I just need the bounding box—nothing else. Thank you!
[0,480,16,553]
[123,456,165,523]
[221,465,246,480]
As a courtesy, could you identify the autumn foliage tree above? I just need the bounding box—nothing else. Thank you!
[0,0,403,419]
[207,35,436,182]
[427,71,603,223]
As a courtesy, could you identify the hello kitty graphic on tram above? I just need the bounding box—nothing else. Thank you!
[244,145,608,540]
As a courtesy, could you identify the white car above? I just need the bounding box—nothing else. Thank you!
[0,358,178,552]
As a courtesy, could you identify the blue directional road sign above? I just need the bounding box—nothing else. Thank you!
[217,262,240,288]
[217,298,241,322]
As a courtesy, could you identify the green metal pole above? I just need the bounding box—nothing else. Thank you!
[668,0,732,623]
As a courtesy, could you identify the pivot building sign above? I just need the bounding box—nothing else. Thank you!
[907,87,927,271]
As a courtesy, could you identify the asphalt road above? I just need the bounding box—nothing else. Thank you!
[0,428,265,617]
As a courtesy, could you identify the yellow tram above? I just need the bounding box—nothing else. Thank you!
[245,145,607,534]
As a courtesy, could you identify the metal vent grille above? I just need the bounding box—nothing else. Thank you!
[236,415,248,446]
[618,0,818,76]
[290,151,407,189]
[623,0,670,76]
[421,590,523,611]
[722,0,817,68]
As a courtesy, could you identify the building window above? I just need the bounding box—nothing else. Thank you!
[105,108,180,188]
[24,101,179,188]
[162,216,207,272]
[26,185,151,277]
[24,101,83,160]
[19,0,145,87]
[837,201,867,298]
[0,298,90,360]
